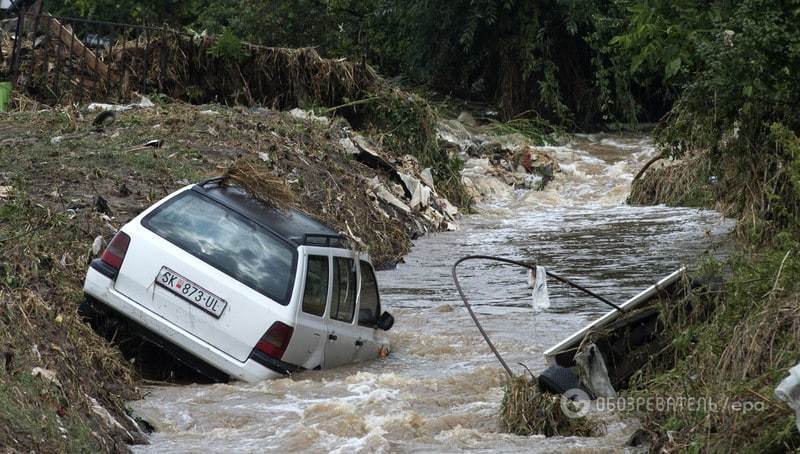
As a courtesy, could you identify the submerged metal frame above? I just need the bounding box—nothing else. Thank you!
[542,266,686,361]
[451,255,626,377]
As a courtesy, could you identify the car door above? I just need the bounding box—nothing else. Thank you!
[282,251,330,369]
[353,259,382,362]
[323,255,360,368]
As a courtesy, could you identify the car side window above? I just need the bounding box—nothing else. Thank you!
[330,257,356,323]
[358,261,380,327]
[302,255,329,317]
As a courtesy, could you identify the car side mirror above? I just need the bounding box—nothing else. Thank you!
[377,311,394,331]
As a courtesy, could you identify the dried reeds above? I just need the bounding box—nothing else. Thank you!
[114,36,379,108]
[499,376,600,437]
[198,108,419,267]
[223,157,295,211]
[628,149,713,208]
[718,295,800,380]
[8,20,380,109]
[0,30,12,73]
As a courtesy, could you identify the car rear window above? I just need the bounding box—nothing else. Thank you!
[143,191,296,305]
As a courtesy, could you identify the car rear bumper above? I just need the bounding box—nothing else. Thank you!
[83,267,282,383]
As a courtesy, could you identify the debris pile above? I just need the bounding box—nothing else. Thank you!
[2,19,379,108]
[0,97,468,448]
[214,107,460,266]
[628,149,715,210]
[124,42,380,109]
[1,100,461,267]
[4,19,468,211]
[437,117,560,202]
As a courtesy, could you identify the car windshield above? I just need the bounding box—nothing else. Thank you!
[144,191,296,304]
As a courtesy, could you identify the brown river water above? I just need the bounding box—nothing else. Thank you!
[130,134,735,453]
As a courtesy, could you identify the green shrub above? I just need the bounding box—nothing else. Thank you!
[207,28,249,64]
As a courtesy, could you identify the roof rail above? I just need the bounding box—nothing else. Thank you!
[198,176,226,188]
[302,234,345,247]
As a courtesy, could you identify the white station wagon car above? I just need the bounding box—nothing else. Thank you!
[82,178,394,382]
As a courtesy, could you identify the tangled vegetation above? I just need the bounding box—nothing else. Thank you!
[500,376,600,437]
[2,24,470,207]
[621,240,800,452]
[35,0,674,127]
[622,2,800,450]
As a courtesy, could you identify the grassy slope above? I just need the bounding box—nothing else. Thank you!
[626,146,800,451]
[0,100,453,451]
[624,245,800,452]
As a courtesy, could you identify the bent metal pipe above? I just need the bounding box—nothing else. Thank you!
[451,255,623,377]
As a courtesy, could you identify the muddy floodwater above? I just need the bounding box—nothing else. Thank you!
[130,134,734,453]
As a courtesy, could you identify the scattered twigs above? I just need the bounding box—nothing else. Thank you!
[766,249,793,299]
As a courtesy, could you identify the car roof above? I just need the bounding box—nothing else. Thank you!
[194,178,346,249]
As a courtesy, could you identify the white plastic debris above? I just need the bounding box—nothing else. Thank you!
[528,266,550,311]
[420,167,435,189]
[87,395,134,442]
[575,343,616,398]
[87,95,154,112]
[31,367,61,387]
[91,235,104,256]
[289,108,330,125]
[338,137,359,155]
[776,362,800,432]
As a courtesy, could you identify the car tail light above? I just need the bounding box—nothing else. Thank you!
[255,322,294,360]
[100,231,131,271]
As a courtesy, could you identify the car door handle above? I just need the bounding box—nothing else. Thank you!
[328,334,338,341]
[355,339,364,347]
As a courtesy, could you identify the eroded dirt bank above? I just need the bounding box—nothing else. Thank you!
[0,99,472,451]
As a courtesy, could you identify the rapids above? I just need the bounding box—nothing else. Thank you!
[131,134,734,453]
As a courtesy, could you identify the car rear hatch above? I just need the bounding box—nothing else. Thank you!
[112,188,299,362]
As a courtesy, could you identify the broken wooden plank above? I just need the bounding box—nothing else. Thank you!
[42,14,118,82]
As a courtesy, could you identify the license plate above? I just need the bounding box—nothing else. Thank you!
[156,266,227,318]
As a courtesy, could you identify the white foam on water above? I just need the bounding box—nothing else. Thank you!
[131,133,734,453]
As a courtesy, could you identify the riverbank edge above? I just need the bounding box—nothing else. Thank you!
[624,148,800,451]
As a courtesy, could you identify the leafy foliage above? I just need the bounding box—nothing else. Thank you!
[207,28,248,63]
[611,0,800,150]
[39,0,656,127]
[35,0,800,198]
[45,0,211,25]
